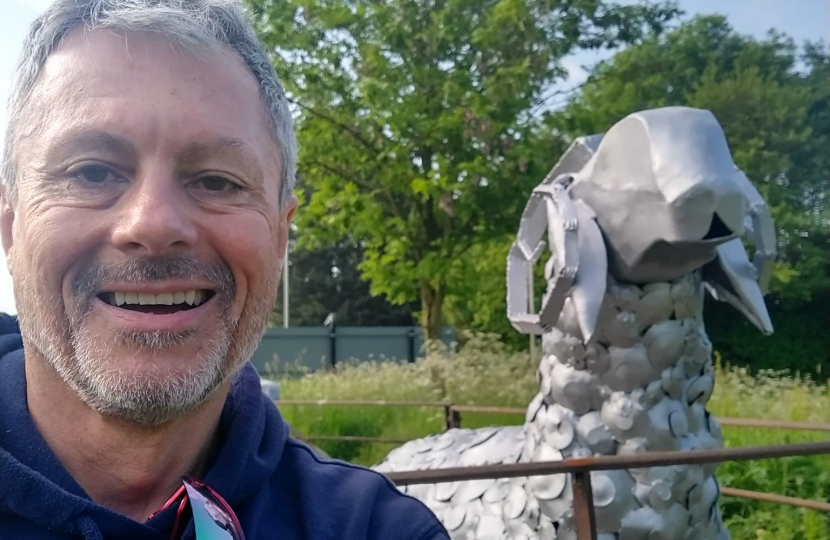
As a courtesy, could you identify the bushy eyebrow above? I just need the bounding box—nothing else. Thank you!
[46,130,138,164]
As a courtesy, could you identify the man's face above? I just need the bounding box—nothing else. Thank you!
[1,30,296,424]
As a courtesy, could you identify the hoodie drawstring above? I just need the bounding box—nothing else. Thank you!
[77,515,104,540]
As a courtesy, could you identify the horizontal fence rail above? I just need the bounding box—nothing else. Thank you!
[382,441,830,484]
[717,417,830,432]
[719,487,830,513]
[278,397,830,534]
[277,399,449,407]
[277,399,830,433]
[382,441,830,540]
[297,435,410,444]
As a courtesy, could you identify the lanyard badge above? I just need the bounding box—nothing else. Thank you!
[151,477,245,540]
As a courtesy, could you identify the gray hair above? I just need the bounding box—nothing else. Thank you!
[1,0,297,206]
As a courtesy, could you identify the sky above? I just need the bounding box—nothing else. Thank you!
[0,0,828,314]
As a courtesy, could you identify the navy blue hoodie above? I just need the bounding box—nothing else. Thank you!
[0,314,448,540]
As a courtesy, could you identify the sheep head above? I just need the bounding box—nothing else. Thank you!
[507,107,775,341]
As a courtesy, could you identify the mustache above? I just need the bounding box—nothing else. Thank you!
[72,255,236,305]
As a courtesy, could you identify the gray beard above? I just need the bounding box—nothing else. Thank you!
[16,286,276,427]
[67,325,233,426]
[19,301,270,427]
[17,298,235,426]
[13,257,276,427]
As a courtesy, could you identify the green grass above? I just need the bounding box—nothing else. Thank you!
[270,336,830,540]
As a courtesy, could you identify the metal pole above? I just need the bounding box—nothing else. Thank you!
[283,247,289,328]
[329,325,337,368]
[384,440,830,485]
[444,404,461,431]
[572,471,598,540]
[407,328,416,363]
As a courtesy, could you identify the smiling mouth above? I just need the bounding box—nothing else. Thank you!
[97,290,215,315]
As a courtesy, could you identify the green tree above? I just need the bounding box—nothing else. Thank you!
[270,237,417,327]
[552,15,830,300]
[247,0,679,338]
[450,17,829,374]
[444,17,828,356]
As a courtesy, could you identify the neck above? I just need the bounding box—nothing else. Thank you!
[529,271,710,456]
[24,351,231,522]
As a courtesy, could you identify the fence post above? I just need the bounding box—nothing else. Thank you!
[444,404,462,431]
[329,328,337,368]
[572,471,597,540]
[407,327,416,363]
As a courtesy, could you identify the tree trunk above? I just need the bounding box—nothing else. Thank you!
[419,281,444,341]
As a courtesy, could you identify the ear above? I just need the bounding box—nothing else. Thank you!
[277,194,299,254]
[506,178,607,341]
[569,200,607,342]
[0,187,16,274]
[283,194,299,224]
[703,169,775,335]
[704,239,773,334]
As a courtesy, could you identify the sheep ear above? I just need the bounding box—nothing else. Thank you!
[506,181,551,335]
[704,239,773,334]
[703,169,775,335]
[506,178,606,340]
[569,200,607,342]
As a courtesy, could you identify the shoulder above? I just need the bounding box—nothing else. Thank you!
[0,313,22,359]
[278,438,449,540]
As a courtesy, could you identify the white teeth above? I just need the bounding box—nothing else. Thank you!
[107,290,208,307]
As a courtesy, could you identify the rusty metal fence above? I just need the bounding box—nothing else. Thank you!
[277,398,830,439]
[277,399,830,539]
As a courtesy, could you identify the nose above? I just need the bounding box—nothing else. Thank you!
[111,169,198,256]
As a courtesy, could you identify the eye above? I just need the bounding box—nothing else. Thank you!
[74,164,119,184]
[194,175,240,192]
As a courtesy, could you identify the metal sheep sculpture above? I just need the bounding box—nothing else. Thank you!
[374,107,776,540]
